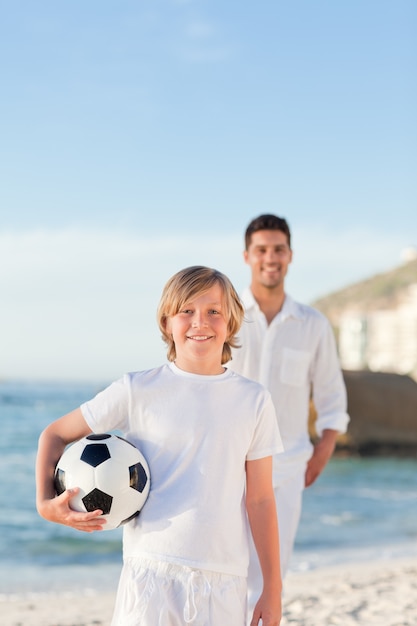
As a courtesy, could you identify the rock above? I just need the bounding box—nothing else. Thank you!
[309,370,417,455]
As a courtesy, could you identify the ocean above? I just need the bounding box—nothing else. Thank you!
[1,379,417,595]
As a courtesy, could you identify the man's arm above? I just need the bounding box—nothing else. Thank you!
[305,428,339,487]
[306,317,350,488]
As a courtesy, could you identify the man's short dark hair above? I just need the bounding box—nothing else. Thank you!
[245,214,291,250]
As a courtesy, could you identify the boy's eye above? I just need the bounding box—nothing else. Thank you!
[209,309,219,315]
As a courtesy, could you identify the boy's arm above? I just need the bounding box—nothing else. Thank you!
[246,456,282,626]
[36,408,106,532]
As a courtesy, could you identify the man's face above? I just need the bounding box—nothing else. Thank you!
[244,229,292,290]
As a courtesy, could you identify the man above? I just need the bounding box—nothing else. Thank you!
[229,214,349,609]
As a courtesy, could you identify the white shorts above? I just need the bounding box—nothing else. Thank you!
[111,557,247,626]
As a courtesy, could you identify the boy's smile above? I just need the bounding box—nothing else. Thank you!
[166,285,228,375]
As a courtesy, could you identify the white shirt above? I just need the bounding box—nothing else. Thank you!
[229,289,349,468]
[81,362,283,577]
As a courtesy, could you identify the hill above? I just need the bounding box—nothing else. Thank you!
[311,257,417,325]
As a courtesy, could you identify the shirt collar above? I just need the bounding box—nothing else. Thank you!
[242,287,304,321]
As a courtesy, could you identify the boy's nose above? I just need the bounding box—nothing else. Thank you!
[192,314,207,327]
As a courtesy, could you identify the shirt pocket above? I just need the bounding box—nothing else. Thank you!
[280,347,311,387]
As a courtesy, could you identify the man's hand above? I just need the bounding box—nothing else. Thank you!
[305,429,339,487]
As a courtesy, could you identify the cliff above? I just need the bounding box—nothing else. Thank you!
[308,258,417,456]
[312,257,417,326]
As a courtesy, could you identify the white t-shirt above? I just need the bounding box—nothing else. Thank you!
[230,289,350,469]
[80,362,282,577]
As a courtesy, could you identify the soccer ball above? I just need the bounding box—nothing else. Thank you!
[54,433,150,531]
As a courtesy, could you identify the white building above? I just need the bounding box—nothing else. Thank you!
[338,283,417,379]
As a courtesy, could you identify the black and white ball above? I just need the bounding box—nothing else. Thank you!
[54,433,150,531]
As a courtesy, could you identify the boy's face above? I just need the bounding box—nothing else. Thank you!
[165,284,228,375]
[244,229,292,290]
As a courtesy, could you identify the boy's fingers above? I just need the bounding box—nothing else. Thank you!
[59,489,105,521]
[64,500,106,531]
[56,487,79,503]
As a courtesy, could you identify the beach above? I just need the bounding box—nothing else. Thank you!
[283,557,417,625]
[2,557,416,625]
[2,381,416,625]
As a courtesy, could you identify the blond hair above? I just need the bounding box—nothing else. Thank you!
[157,266,244,364]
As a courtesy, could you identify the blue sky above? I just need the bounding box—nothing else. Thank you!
[1,0,416,381]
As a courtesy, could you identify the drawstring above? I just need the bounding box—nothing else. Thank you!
[183,569,211,623]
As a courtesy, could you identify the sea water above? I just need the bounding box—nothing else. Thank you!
[1,379,416,594]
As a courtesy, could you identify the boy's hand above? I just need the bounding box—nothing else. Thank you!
[250,589,282,625]
[38,488,107,532]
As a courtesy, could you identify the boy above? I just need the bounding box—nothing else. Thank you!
[36,266,283,625]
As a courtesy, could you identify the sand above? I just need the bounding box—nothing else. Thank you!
[1,558,416,625]
[283,558,417,625]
